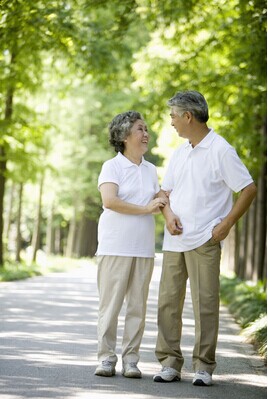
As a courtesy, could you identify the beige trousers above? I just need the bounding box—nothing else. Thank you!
[155,239,221,375]
[97,255,154,364]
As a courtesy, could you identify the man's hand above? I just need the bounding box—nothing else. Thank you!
[166,211,183,235]
[211,182,257,242]
[156,189,183,235]
[211,220,232,242]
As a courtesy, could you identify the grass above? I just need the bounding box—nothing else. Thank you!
[0,259,42,281]
[220,274,267,362]
[0,253,95,282]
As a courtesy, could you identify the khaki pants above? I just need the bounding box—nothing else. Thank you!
[97,255,154,364]
[155,239,221,374]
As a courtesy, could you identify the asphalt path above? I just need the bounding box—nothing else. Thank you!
[0,254,266,399]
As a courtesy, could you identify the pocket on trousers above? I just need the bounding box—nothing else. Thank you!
[208,237,221,249]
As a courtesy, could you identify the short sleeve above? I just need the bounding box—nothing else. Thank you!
[154,168,160,193]
[220,147,254,193]
[98,159,120,189]
[161,152,177,191]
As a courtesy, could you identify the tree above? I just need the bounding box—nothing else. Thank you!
[131,0,266,280]
[0,0,80,265]
[0,0,151,265]
[1,0,265,282]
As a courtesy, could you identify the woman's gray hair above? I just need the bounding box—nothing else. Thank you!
[109,111,144,153]
[167,90,209,123]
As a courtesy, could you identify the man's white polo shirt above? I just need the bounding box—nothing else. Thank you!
[97,152,160,257]
[162,129,254,252]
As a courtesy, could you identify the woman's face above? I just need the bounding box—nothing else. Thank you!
[124,119,149,155]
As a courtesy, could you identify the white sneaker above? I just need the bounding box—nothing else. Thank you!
[153,366,181,382]
[94,360,116,377]
[193,370,212,386]
[122,362,142,378]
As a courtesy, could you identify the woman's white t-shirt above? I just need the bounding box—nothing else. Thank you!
[96,152,160,257]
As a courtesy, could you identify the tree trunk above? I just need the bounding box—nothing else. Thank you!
[54,226,62,255]
[245,200,256,280]
[236,214,248,279]
[65,204,78,258]
[4,181,15,245]
[74,213,98,258]
[0,147,7,268]
[15,183,23,262]
[31,176,44,263]
[234,223,240,277]
[243,213,249,280]
[0,83,14,267]
[221,226,235,274]
[45,203,55,255]
[254,162,267,281]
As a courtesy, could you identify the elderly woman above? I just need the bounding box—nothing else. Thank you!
[95,111,166,379]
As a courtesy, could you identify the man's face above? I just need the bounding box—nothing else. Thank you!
[170,107,187,137]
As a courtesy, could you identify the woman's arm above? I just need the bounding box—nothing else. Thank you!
[100,183,167,215]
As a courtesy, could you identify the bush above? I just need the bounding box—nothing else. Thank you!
[0,259,41,281]
[220,275,267,362]
[0,255,95,282]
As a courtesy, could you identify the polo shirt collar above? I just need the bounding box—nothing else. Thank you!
[117,151,147,168]
[185,128,216,149]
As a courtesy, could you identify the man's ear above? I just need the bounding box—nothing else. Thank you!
[184,111,193,123]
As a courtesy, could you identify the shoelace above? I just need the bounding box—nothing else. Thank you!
[128,362,138,368]
[102,360,114,367]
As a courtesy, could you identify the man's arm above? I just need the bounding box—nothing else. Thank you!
[212,182,257,242]
[157,189,183,235]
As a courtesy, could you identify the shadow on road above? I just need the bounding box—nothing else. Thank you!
[0,256,266,399]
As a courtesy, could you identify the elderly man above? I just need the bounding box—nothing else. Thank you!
[154,90,257,386]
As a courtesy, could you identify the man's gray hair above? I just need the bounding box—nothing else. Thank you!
[167,90,209,123]
[109,111,143,153]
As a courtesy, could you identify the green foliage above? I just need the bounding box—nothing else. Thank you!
[0,0,266,267]
[0,254,93,281]
[243,314,267,359]
[0,259,41,281]
[220,275,267,359]
[0,0,152,237]
[132,0,267,178]
[0,0,78,98]
[68,0,150,85]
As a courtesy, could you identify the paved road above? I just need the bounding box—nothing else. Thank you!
[0,255,266,399]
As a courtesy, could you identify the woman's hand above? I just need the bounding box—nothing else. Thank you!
[145,197,168,214]
[100,183,168,215]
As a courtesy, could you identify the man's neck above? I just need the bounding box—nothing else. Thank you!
[189,125,210,148]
